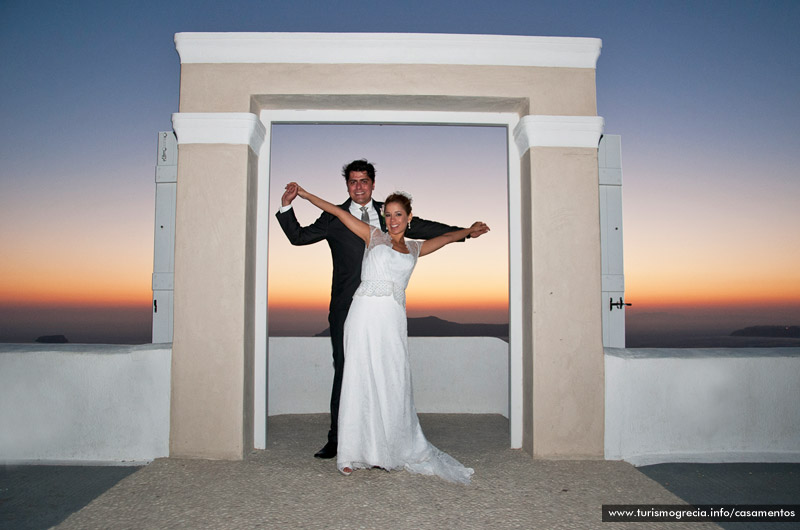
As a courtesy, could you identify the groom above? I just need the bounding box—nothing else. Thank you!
[276,159,476,459]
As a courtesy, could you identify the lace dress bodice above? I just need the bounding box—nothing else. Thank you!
[353,227,420,308]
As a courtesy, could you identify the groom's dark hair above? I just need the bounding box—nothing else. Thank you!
[342,159,376,182]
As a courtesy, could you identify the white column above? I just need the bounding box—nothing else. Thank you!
[598,135,626,348]
[153,131,177,344]
[513,114,606,455]
[170,112,268,451]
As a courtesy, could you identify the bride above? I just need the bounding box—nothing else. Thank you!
[288,182,488,484]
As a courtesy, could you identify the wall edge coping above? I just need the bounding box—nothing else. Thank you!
[174,32,602,69]
[605,347,800,359]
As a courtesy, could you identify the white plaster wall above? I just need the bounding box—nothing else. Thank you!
[605,348,800,466]
[268,337,509,417]
[0,344,171,464]
[7,341,797,466]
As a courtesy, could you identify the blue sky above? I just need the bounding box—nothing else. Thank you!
[1,0,798,342]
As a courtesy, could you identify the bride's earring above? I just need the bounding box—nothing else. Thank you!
[408,221,411,230]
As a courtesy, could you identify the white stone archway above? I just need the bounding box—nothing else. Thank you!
[169,33,606,460]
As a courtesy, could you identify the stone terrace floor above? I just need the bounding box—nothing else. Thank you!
[2,414,798,529]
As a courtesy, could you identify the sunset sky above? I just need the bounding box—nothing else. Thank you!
[267,123,510,335]
[1,0,798,342]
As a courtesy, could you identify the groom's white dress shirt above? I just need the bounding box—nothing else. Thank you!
[280,201,381,229]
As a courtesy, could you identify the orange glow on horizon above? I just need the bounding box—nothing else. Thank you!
[269,300,329,311]
[1,289,152,308]
[1,219,154,309]
[10,287,794,312]
[5,266,796,313]
[626,296,800,311]
[626,278,800,307]
[0,266,152,308]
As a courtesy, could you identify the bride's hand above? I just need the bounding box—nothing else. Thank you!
[468,221,490,239]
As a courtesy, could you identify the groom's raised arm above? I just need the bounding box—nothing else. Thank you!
[276,207,331,246]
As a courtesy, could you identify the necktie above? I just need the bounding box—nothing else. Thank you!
[360,206,369,223]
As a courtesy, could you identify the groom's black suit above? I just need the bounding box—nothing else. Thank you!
[276,198,461,445]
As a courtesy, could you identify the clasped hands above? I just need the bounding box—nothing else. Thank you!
[282,182,307,206]
[468,221,490,239]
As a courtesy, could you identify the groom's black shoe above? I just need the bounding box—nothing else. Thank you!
[314,441,337,459]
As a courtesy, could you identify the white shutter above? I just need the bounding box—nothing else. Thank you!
[152,131,177,343]
[599,135,626,347]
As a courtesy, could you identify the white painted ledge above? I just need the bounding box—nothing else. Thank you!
[175,32,602,68]
[172,113,267,153]
[605,348,800,466]
[0,344,171,464]
[514,115,604,152]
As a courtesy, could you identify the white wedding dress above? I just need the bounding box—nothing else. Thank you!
[336,227,474,484]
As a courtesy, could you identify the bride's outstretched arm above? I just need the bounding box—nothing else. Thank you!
[287,182,371,244]
[419,222,489,257]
